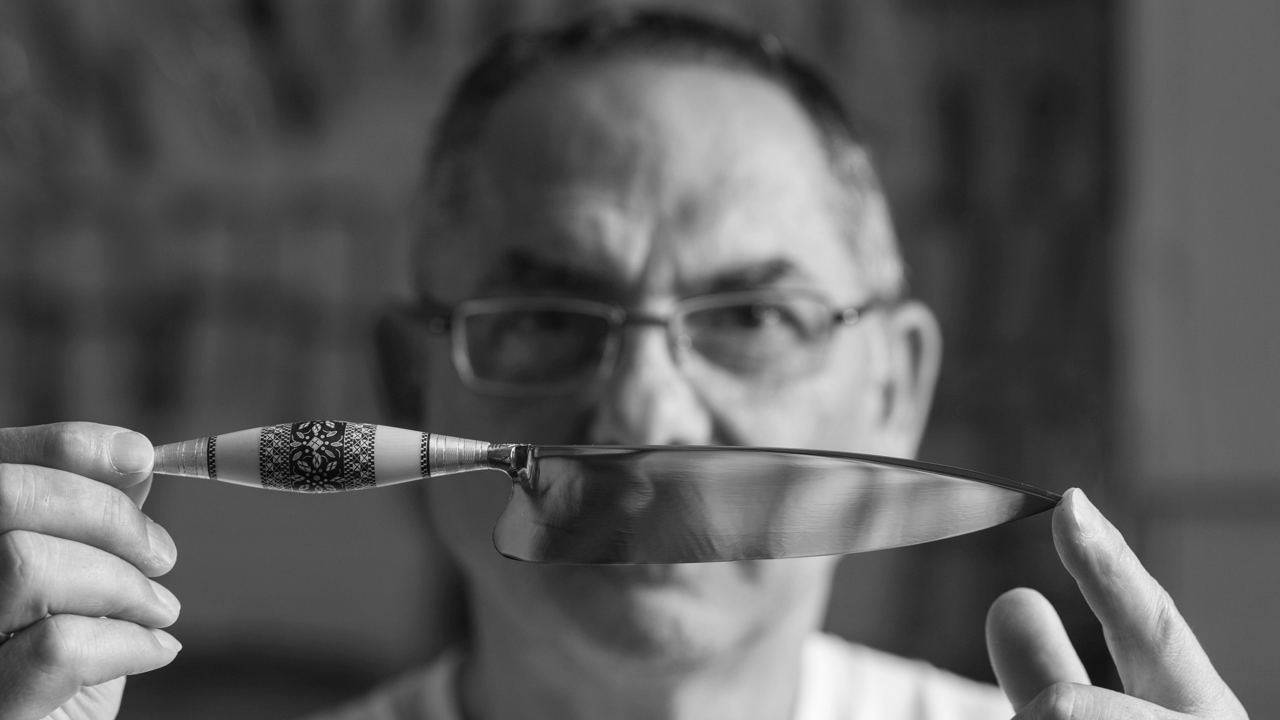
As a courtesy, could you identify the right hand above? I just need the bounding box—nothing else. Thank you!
[986,489,1247,719]
[0,423,181,720]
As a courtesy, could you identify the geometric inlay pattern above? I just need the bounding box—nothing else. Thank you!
[259,421,377,492]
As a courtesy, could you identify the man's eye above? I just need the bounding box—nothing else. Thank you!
[748,304,786,327]
[699,303,806,333]
[483,309,602,340]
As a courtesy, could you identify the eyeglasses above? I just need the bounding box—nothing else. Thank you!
[417,290,885,397]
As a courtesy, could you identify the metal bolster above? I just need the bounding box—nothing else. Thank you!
[153,437,211,479]
[427,434,493,477]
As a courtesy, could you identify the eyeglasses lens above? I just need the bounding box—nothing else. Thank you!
[682,296,831,378]
[463,309,612,385]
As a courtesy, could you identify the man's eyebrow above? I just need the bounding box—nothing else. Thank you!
[696,259,810,293]
[478,249,615,295]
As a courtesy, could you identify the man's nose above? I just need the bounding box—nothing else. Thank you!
[587,325,713,446]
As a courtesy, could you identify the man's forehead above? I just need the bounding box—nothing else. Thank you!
[478,247,817,298]
[476,58,826,181]
[426,57,859,299]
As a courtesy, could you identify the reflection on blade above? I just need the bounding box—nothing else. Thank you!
[493,446,1060,564]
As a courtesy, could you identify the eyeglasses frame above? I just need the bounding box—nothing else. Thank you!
[414,289,890,397]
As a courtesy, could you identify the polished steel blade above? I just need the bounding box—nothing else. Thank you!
[493,446,1060,564]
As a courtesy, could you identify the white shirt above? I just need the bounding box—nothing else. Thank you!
[305,633,1011,720]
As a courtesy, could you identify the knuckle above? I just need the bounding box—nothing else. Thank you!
[1148,591,1179,645]
[1124,585,1188,658]
[25,615,82,673]
[0,464,37,527]
[0,530,45,594]
[98,491,154,565]
[1034,682,1083,720]
[40,422,96,470]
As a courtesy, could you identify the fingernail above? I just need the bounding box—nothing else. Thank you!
[150,628,182,653]
[109,432,153,475]
[149,580,182,617]
[147,519,177,568]
[1069,488,1103,539]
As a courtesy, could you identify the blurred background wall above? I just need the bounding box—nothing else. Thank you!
[0,0,1273,718]
[1120,0,1280,716]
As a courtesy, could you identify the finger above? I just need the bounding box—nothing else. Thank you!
[0,531,180,632]
[122,475,153,508]
[0,463,176,577]
[1053,488,1244,715]
[0,423,153,491]
[987,587,1090,711]
[1015,682,1171,720]
[0,615,180,720]
[55,677,126,719]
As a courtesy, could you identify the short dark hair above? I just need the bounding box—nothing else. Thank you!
[422,9,905,298]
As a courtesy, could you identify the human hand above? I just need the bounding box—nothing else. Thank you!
[986,488,1247,719]
[0,423,181,720]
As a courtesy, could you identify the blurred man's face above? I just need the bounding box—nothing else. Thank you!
[418,59,926,664]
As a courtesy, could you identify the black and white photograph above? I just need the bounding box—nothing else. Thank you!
[0,1,1272,719]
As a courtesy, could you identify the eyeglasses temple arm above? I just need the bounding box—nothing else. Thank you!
[834,296,899,325]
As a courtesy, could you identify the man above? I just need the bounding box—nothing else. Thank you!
[0,11,1247,720]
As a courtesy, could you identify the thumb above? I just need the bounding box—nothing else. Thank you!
[986,587,1090,711]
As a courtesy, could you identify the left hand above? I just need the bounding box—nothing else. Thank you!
[985,488,1248,719]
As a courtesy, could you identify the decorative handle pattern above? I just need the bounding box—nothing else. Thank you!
[258,421,377,492]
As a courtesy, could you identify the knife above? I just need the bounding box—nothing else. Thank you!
[153,420,1060,564]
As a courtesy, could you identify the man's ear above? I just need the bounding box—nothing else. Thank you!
[374,308,428,429]
[876,300,942,458]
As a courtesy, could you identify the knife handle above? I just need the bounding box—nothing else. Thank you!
[153,422,517,493]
